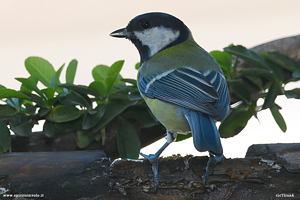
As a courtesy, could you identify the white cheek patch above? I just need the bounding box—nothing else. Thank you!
[134,26,180,57]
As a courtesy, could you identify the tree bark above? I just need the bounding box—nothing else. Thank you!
[1,143,300,199]
[250,34,300,63]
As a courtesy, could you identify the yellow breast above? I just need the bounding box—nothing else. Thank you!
[143,95,190,134]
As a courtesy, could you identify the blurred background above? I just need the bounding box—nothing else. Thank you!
[1,0,300,158]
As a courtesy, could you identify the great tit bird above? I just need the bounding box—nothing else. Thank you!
[110,12,230,189]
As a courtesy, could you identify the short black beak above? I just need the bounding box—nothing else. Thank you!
[110,28,128,38]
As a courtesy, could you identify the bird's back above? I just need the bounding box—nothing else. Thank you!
[139,36,222,77]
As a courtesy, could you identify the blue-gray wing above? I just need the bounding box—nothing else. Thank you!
[139,68,230,120]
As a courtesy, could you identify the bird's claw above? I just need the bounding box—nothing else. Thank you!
[140,153,158,164]
[140,152,160,192]
[202,154,225,186]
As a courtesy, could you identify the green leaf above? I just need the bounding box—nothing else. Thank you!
[92,62,125,96]
[50,63,64,92]
[109,93,129,101]
[59,83,102,99]
[82,104,106,130]
[210,50,232,75]
[240,68,275,81]
[117,117,141,159]
[66,59,78,83]
[91,100,136,133]
[38,107,51,117]
[0,105,16,120]
[9,112,34,137]
[105,60,125,96]
[41,87,55,99]
[285,88,300,99]
[60,92,91,107]
[16,77,44,98]
[176,133,192,142]
[129,90,143,101]
[219,104,253,138]
[54,116,84,133]
[135,62,140,70]
[0,84,6,89]
[229,79,251,104]
[76,130,94,149]
[24,56,55,87]
[270,105,287,132]
[115,85,136,93]
[23,103,36,115]
[262,82,281,109]
[92,64,109,82]
[94,130,102,142]
[47,96,65,107]
[21,92,47,107]
[265,60,284,81]
[46,105,82,123]
[43,120,57,138]
[224,45,269,69]
[292,70,300,78]
[89,81,106,98]
[243,75,263,90]
[0,88,30,100]
[120,78,137,87]
[0,121,11,154]
[20,76,38,93]
[262,52,300,72]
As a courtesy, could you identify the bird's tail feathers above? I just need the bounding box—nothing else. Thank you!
[185,111,223,156]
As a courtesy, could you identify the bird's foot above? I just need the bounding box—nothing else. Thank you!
[140,153,159,192]
[202,154,225,186]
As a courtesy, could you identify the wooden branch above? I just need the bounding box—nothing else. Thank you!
[1,143,300,199]
[251,34,300,63]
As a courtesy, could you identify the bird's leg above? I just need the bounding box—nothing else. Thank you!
[202,152,225,185]
[140,131,177,191]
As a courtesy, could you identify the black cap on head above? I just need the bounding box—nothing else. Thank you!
[111,12,191,63]
[126,12,190,35]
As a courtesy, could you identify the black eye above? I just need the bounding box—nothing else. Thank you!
[142,21,151,29]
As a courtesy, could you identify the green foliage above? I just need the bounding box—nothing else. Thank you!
[229,79,251,105]
[9,112,35,137]
[0,105,16,121]
[224,45,269,69]
[270,105,287,133]
[175,133,192,142]
[0,88,30,100]
[0,121,11,153]
[219,103,254,138]
[117,117,141,159]
[46,105,82,123]
[216,44,300,138]
[0,43,299,156]
[25,57,56,87]
[66,59,78,84]
[0,57,143,158]
[210,50,232,79]
[91,61,126,97]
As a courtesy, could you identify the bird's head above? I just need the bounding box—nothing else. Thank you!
[110,12,191,63]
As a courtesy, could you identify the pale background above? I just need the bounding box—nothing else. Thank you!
[1,0,300,158]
